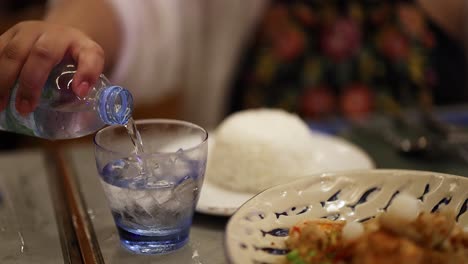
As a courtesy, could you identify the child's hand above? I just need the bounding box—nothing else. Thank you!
[0,21,105,114]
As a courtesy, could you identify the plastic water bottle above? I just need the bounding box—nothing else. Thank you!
[0,62,133,140]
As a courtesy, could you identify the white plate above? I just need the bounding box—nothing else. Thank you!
[196,131,375,216]
[225,169,468,264]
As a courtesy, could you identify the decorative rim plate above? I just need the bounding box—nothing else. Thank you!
[225,169,468,264]
[196,132,375,216]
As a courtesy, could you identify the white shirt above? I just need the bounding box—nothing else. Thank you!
[108,0,268,129]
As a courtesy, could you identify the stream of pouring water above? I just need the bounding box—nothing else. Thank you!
[125,118,145,154]
[125,118,151,179]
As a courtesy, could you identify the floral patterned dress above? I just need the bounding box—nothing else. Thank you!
[230,0,467,122]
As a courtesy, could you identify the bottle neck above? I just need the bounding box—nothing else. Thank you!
[97,86,133,125]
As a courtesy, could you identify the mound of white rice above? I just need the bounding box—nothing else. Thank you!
[206,108,318,193]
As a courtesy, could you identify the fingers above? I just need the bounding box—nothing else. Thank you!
[0,25,39,111]
[0,21,106,116]
[15,32,69,114]
[70,40,105,97]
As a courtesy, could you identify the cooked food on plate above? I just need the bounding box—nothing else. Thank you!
[284,194,468,264]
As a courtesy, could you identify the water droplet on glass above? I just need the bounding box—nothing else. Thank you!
[18,231,26,253]
[88,209,95,220]
[114,104,122,113]
[169,156,177,164]
[104,232,116,242]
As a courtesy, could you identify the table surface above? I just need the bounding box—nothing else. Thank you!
[3,122,468,263]
[0,150,63,264]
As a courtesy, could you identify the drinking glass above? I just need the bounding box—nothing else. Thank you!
[94,119,208,254]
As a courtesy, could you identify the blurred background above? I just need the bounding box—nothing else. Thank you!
[0,0,467,154]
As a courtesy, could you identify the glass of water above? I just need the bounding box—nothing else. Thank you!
[94,119,208,254]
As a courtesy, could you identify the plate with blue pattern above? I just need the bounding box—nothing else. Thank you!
[225,169,468,264]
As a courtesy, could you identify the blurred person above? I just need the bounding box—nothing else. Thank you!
[0,0,466,130]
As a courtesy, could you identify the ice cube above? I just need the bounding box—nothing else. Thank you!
[128,188,148,200]
[171,159,192,181]
[123,156,146,177]
[131,203,156,227]
[174,177,198,206]
[101,180,130,211]
[135,193,156,212]
[152,184,175,204]
[127,197,165,228]
[169,150,183,164]
[140,157,163,180]
[148,156,192,183]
